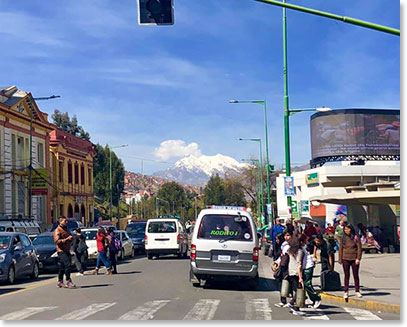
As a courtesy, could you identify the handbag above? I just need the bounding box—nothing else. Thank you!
[273,267,283,279]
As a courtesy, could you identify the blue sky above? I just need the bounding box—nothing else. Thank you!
[0,0,400,175]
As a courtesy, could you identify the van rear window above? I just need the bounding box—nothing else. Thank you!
[0,227,5,232]
[197,215,253,241]
[148,221,177,233]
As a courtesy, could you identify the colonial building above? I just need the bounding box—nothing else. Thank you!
[0,86,54,228]
[49,129,96,226]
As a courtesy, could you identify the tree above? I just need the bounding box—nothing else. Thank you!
[203,174,225,206]
[157,182,187,215]
[51,109,90,141]
[223,178,246,206]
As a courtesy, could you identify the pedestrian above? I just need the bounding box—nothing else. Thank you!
[335,219,347,240]
[299,235,321,309]
[284,232,305,315]
[271,219,285,247]
[92,227,112,275]
[53,217,75,288]
[271,233,284,261]
[338,224,363,299]
[325,223,335,234]
[313,235,333,272]
[72,228,88,276]
[273,231,291,308]
[107,227,120,274]
[303,221,317,240]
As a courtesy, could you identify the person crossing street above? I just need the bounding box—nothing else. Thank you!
[92,227,112,275]
[53,217,75,288]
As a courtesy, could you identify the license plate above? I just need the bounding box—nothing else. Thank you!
[218,255,231,262]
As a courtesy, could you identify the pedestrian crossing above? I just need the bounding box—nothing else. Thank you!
[0,299,384,320]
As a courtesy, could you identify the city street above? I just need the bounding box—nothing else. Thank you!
[0,253,399,320]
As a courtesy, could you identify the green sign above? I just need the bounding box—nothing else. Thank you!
[300,200,309,213]
[291,201,298,219]
[306,172,319,185]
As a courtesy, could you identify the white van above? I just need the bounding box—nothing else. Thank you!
[189,206,259,289]
[0,218,42,240]
[145,218,188,259]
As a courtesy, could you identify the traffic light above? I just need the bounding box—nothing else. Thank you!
[138,0,174,25]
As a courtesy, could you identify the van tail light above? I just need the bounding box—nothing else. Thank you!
[177,234,180,244]
[253,247,259,261]
[144,235,148,245]
[190,244,196,260]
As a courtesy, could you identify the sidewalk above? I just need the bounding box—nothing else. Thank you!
[259,251,400,314]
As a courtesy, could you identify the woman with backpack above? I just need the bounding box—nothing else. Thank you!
[92,227,112,275]
[338,224,362,299]
[107,227,121,274]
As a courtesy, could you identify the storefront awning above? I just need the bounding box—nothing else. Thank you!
[310,189,400,205]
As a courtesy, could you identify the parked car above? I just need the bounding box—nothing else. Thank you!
[0,217,42,241]
[82,228,98,261]
[126,221,147,253]
[0,232,40,284]
[115,230,135,260]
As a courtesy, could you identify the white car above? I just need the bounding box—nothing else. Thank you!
[82,228,99,260]
[145,218,188,259]
[189,205,259,289]
[114,230,135,260]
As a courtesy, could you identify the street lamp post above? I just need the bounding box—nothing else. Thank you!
[229,100,271,224]
[238,138,264,223]
[193,195,201,220]
[108,144,128,221]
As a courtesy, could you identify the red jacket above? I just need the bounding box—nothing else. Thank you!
[96,232,106,252]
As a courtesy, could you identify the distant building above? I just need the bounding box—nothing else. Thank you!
[49,128,96,226]
[0,86,54,228]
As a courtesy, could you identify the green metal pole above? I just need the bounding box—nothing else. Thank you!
[255,0,399,36]
[258,139,264,223]
[263,101,272,225]
[283,0,292,212]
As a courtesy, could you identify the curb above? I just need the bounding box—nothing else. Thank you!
[319,292,400,314]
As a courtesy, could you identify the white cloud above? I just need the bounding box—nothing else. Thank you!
[154,140,202,161]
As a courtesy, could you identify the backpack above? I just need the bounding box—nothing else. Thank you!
[77,236,88,253]
[113,236,122,251]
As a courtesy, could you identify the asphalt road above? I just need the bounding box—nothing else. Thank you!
[0,253,399,320]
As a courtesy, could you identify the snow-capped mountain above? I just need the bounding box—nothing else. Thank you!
[153,154,250,185]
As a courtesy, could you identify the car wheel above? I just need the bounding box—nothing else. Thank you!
[119,251,124,261]
[31,262,39,280]
[147,253,153,260]
[7,265,15,284]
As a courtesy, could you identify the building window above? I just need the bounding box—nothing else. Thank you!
[0,180,4,214]
[74,163,79,184]
[88,167,92,186]
[11,180,16,215]
[81,164,85,185]
[17,181,25,215]
[59,161,63,183]
[11,135,16,169]
[37,143,44,167]
[68,161,72,184]
[59,204,64,218]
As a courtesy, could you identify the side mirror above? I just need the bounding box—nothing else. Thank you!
[14,244,23,251]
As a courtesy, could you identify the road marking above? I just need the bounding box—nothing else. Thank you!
[245,298,272,320]
[0,306,58,320]
[343,307,382,320]
[55,303,116,320]
[183,299,220,320]
[118,300,171,320]
[301,307,330,320]
[0,277,57,299]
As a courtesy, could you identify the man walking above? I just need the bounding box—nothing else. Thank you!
[72,228,88,276]
[53,217,75,288]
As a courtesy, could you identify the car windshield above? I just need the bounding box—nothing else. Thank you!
[197,214,253,241]
[126,223,146,233]
[127,230,145,237]
[0,236,11,249]
[147,221,176,233]
[83,230,97,240]
[32,236,54,246]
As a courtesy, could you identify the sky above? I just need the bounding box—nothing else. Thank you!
[0,0,400,175]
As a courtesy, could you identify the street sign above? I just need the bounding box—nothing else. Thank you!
[266,204,273,215]
[306,172,319,185]
[284,176,295,196]
[31,168,48,195]
[300,200,309,213]
[137,0,174,25]
[291,201,298,219]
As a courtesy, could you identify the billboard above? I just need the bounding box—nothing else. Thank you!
[310,109,400,159]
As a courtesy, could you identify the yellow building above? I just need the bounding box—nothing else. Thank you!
[49,129,96,226]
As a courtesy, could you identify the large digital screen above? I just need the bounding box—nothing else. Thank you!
[310,109,400,159]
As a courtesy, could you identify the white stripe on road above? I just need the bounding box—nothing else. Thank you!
[245,298,272,320]
[118,300,171,320]
[343,307,382,320]
[183,299,220,320]
[55,303,116,320]
[301,307,330,320]
[0,307,58,320]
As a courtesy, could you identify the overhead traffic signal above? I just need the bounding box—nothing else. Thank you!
[137,0,174,25]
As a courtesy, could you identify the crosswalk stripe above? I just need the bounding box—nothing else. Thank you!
[183,299,220,320]
[245,298,272,320]
[118,300,171,320]
[343,307,382,320]
[55,303,116,320]
[0,307,58,320]
[301,307,330,320]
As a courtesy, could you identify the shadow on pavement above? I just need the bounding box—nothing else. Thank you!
[117,271,142,275]
[78,284,113,289]
[1,275,55,287]
[200,277,279,292]
[150,256,190,261]
[0,288,23,295]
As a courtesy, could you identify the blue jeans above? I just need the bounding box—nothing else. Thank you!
[96,251,111,270]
